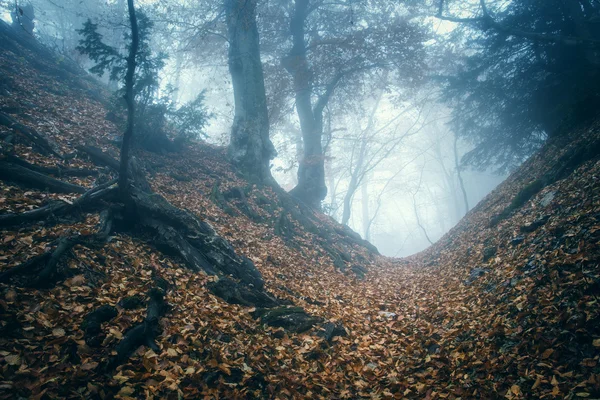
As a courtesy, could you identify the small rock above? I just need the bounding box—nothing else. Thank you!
[465,267,489,285]
[351,265,368,280]
[483,246,497,262]
[316,322,347,342]
[511,236,525,246]
[540,191,555,207]
[377,311,397,319]
[520,215,550,233]
[427,343,440,354]
[366,362,378,370]
[252,306,321,333]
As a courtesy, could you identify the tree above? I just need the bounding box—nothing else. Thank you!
[279,0,428,209]
[225,0,276,183]
[338,92,430,226]
[119,0,139,197]
[77,12,211,152]
[438,0,600,172]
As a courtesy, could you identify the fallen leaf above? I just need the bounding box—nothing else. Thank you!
[52,328,65,337]
[4,354,20,366]
[81,362,98,371]
[541,349,554,359]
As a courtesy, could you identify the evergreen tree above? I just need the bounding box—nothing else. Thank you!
[77,11,211,151]
[440,0,600,172]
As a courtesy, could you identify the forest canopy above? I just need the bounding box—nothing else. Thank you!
[2,0,598,254]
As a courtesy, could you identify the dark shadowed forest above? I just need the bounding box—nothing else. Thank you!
[0,0,599,399]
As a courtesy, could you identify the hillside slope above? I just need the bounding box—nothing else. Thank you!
[1,22,599,399]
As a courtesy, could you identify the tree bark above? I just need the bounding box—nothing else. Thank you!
[361,178,370,241]
[0,180,116,228]
[4,154,98,177]
[225,0,276,183]
[453,135,469,215]
[106,287,166,371]
[284,0,327,209]
[0,111,62,158]
[0,161,87,194]
[119,0,139,199]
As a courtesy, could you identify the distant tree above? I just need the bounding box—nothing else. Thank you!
[438,0,600,172]
[280,0,428,209]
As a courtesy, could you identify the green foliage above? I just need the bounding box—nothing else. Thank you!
[76,20,122,81]
[76,11,211,148]
[442,0,600,172]
[169,91,212,140]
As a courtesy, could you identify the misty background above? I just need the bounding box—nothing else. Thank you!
[1,0,512,257]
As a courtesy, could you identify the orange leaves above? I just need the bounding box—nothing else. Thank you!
[541,348,554,359]
[51,328,65,338]
[1,39,599,400]
[3,354,21,366]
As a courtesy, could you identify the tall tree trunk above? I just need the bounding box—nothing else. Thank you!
[361,179,370,241]
[284,0,327,209]
[340,91,381,225]
[453,135,469,215]
[341,138,367,226]
[326,146,337,215]
[119,0,139,199]
[225,0,276,183]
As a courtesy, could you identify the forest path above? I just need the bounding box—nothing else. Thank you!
[0,20,599,399]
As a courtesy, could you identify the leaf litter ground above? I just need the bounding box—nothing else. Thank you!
[0,28,599,400]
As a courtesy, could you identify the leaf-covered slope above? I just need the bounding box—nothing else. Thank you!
[1,21,599,400]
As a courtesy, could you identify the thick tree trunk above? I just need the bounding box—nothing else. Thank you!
[119,0,139,198]
[225,0,275,183]
[284,0,327,209]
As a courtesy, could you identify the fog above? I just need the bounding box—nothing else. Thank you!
[3,0,512,257]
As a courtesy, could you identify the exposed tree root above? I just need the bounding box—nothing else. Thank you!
[207,277,279,307]
[0,179,117,228]
[2,144,266,288]
[0,160,86,194]
[4,154,99,177]
[222,186,263,222]
[210,182,237,216]
[272,186,379,257]
[0,251,51,284]
[0,111,62,158]
[81,304,118,346]
[75,145,120,171]
[105,287,167,371]
[0,210,113,287]
[127,185,264,288]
